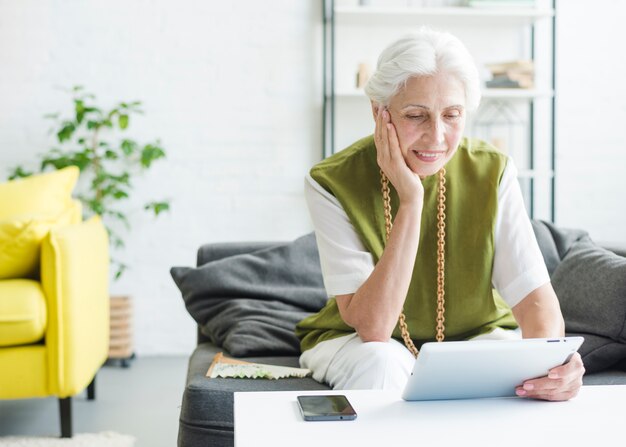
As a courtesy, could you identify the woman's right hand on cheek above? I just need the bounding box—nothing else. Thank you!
[374,107,424,207]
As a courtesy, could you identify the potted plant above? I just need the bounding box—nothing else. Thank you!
[9,85,170,365]
[10,85,169,277]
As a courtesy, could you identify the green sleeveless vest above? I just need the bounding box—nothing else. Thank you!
[295,135,518,353]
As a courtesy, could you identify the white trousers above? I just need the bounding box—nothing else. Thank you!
[300,328,521,391]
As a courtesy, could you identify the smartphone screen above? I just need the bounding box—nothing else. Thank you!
[297,395,357,421]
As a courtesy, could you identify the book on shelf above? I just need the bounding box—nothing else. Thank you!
[206,352,311,380]
[485,59,534,89]
[486,73,534,89]
[486,59,534,75]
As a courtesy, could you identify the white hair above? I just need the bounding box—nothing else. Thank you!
[364,28,481,112]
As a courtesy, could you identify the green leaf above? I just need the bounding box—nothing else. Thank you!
[112,236,125,249]
[41,156,74,171]
[144,201,170,216]
[128,101,143,113]
[86,198,105,216]
[113,261,128,280]
[113,189,129,200]
[72,152,92,170]
[8,166,33,180]
[75,99,85,124]
[118,114,129,129]
[120,139,137,156]
[140,143,166,168]
[87,120,100,130]
[57,122,76,142]
[104,149,118,160]
[115,171,131,186]
[92,173,107,189]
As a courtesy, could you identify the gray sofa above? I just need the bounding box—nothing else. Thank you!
[171,221,626,447]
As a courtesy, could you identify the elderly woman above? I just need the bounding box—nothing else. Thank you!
[295,29,584,401]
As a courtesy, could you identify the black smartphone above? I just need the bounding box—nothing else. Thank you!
[297,395,357,421]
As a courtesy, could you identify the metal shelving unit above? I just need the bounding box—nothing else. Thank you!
[322,0,557,221]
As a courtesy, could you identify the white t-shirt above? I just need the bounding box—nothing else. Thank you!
[305,156,550,309]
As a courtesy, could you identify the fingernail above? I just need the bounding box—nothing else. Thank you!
[516,389,526,396]
[523,383,534,391]
[382,110,388,119]
[549,372,559,379]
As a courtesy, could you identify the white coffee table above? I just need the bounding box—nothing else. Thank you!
[235,386,625,447]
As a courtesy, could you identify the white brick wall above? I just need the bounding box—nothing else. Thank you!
[555,0,626,244]
[0,0,322,355]
[0,0,624,355]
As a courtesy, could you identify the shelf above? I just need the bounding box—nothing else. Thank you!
[335,6,555,27]
[482,88,554,100]
[517,169,554,179]
[333,88,554,100]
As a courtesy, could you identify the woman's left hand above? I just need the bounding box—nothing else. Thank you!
[515,352,585,401]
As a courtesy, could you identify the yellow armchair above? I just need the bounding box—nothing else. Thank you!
[0,168,110,437]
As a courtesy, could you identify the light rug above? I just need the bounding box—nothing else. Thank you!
[0,432,135,447]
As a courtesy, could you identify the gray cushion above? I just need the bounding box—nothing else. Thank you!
[171,233,327,357]
[551,235,626,373]
[531,220,587,276]
[197,242,283,267]
[199,299,311,356]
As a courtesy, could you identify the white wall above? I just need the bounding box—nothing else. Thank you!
[0,0,322,355]
[555,0,626,243]
[0,0,624,355]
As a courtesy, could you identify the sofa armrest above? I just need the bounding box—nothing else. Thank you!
[41,216,110,396]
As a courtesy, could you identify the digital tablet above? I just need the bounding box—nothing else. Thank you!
[402,337,584,401]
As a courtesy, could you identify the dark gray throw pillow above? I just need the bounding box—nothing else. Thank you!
[199,299,312,357]
[551,235,626,373]
[170,233,327,357]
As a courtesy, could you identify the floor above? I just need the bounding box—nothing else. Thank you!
[0,355,189,446]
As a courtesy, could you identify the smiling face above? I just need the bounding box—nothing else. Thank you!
[382,73,467,178]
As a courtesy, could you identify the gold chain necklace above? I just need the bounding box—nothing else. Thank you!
[380,168,447,358]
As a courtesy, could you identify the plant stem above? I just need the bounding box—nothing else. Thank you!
[92,126,103,203]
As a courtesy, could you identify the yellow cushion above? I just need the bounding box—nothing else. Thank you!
[0,167,79,220]
[68,199,83,224]
[0,207,75,280]
[0,279,47,347]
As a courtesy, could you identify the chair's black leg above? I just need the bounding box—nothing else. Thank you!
[87,375,96,400]
[59,397,72,438]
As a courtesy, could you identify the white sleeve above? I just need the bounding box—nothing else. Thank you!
[492,158,551,308]
[304,173,375,296]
